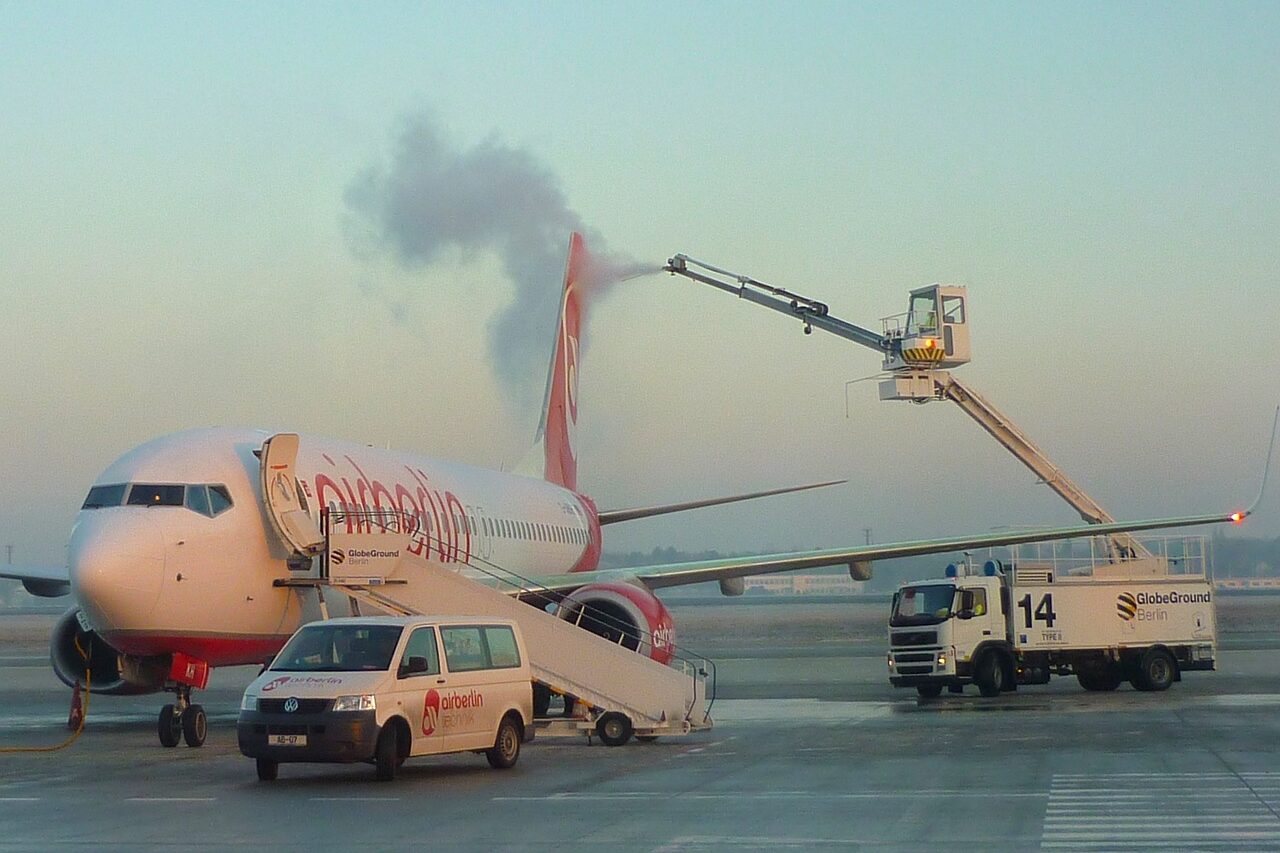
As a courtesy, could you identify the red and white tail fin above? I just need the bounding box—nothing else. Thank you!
[525,232,587,492]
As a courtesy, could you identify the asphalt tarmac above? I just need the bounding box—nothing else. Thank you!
[2,597,1280,851]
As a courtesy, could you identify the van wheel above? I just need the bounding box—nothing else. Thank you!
[975,652,1006,698]
[596,712,633,747]
[1133,648,1177,692]
[486,715,522,769]
[256,757,278,781]
[374,725,401,781]
[915,683,944,698]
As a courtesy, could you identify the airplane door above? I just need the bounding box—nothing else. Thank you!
[260,433,324,557]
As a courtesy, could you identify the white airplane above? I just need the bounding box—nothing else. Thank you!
[1,233,1249,747]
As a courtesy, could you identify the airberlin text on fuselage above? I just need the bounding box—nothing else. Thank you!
[312,456,473,565]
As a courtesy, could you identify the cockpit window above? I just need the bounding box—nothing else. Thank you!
[209,485,233,515]
[82,484,127,509]
[82,482,233,515]
[127,484,186,507]
[185,485,211,516]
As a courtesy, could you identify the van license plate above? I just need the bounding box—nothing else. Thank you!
[268,734,307,746]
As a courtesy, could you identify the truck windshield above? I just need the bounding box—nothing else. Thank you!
[891,584,956,626]
[270,625,404,672]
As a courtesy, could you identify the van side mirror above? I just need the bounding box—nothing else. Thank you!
[398,656,429,677]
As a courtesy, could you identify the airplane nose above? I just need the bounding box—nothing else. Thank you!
[68,512,166,632]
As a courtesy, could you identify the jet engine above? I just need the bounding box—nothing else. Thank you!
[50,609,168,695]
[555,582,676,665]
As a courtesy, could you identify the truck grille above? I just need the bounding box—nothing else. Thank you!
[893,652,936,664]
[258,698,330,714]
[891,631,937,647]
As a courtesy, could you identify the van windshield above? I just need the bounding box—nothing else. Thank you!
[270,625,404,672]
[890,584,956,627]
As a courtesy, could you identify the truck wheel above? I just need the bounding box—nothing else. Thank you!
[596,712,633,747]
[256,757,278,782]
[975,652,1006,698]
[1077,668,1122,692]
[486,715,522,769]
[915,683,943,699]
[1134,648,1177,692]
[374,725,401,781]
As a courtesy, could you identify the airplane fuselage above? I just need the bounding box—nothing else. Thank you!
[69,427,602,667]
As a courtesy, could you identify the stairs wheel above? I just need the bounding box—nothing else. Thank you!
[596,712,633,747]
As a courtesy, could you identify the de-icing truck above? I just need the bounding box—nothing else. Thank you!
[886,548,1217,698]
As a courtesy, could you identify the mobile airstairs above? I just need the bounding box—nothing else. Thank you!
[274,509,715,745]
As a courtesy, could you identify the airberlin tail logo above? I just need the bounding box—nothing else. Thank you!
[1116,592,1138,621]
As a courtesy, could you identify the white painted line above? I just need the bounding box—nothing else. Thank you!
[309,797,401,802]
[495,790,1052,802]
[0,798,40,802]
[125,797,216,803]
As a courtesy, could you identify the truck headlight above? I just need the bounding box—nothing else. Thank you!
[887,654,894,669]
[240,693,258,711]
[332,694,376,712]
[936,654,947,667]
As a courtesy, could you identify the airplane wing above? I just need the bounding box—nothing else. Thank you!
[520,509,1245,597]
[0,565,71,598]
[598,480,846,525]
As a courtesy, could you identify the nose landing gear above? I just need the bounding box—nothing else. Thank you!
[156,652,212,748]
[158,685,207,747]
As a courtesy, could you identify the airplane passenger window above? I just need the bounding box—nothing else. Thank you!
[185,485,211,517]
[208,485,233,515]
[82,484,127,509]
[126,484,185,506]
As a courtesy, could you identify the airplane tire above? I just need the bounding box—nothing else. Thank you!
[533,683,551,717]
[182,705,207,747]
[256,757,278,781]
[158,704,181,748]
[596,712,633,747]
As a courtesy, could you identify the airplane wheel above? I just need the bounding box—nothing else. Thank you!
[256,757,278,781]
[533,683,551,717]
[158,704,181,748]
[182,704,207,747]
[596,712,633,747]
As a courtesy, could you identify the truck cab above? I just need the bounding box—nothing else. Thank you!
[887,564,1009,698]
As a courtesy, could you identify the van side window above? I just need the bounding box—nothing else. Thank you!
[400,627,440,677]
[440,626,489,672]
[484,626,521,668]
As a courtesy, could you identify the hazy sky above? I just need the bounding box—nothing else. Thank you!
[2,3,1278,569]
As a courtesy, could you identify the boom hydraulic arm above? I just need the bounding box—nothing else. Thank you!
[664,253,1152,561]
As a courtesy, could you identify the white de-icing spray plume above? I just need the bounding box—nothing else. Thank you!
[344,111,658,402]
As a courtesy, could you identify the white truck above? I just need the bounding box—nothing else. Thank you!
[887,556,1216,698]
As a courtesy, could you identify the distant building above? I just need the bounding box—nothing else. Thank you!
[742,573,866,596]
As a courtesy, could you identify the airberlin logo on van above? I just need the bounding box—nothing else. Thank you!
[421,688,484,736]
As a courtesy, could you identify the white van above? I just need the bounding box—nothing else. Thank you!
[237,615,534,781]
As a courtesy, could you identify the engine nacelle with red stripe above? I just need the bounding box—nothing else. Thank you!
[554,582,675,665]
